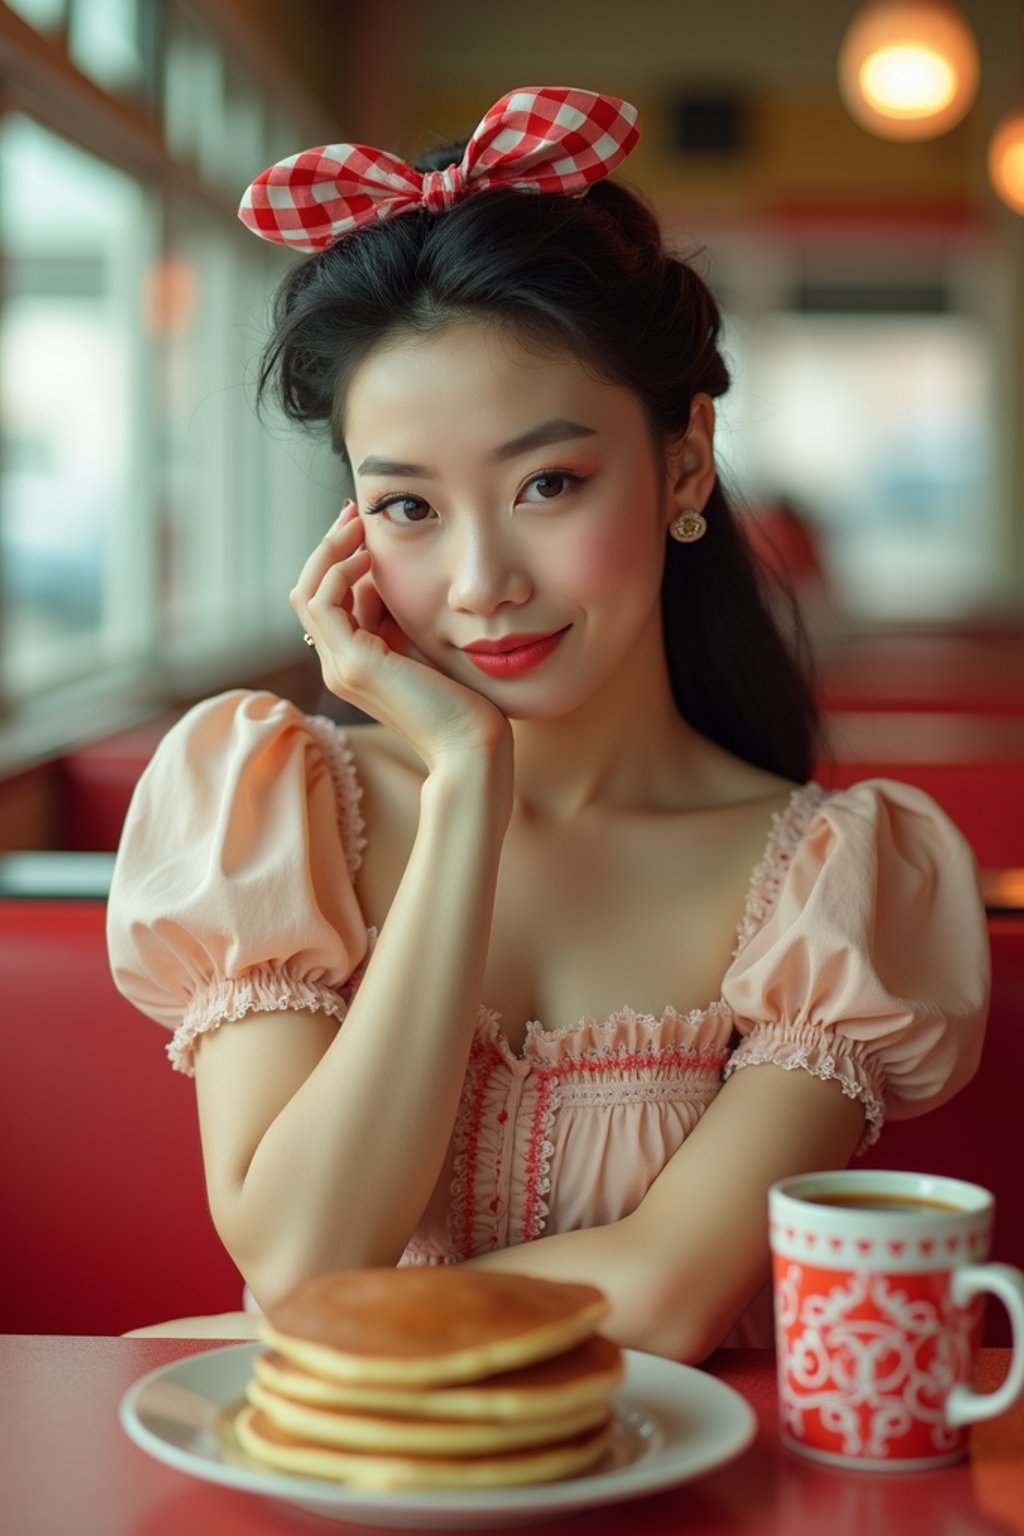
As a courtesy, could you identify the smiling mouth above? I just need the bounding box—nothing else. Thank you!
[461,629,567,655]
[459,627,570,678]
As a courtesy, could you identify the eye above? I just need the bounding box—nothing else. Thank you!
[518,470,585,504]
[362,494,434,526]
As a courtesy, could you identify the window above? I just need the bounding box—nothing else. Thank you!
[156,203,334,653]
[702,224,1007,626]
[68,0,149,96]
[0,114,154,697]
[5,0,67,31]
[0,2,340,760]
[728,312,995,620]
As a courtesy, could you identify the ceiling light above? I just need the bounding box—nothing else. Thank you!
[838,1,980,140]
[988,111,1024,215]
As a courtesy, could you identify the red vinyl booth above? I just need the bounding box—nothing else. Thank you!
[3,898,243,1334]
[817,711,1024,872]
[3,876,1020,1342]
[56,718,177,852]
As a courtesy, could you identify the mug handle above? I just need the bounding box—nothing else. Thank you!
[946,1263,1024,1427]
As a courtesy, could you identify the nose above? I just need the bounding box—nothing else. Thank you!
[446,523,531,616]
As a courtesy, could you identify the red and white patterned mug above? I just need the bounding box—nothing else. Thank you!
[769,1170,1024,1470]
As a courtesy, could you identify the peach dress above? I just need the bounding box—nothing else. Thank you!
[107,690,991,1344]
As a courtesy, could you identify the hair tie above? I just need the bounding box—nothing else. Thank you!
[238,86,641,253]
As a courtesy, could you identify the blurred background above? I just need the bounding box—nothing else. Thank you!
[1,0,1024,845]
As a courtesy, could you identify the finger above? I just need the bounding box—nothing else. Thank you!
[307,547,372,641]
[289,516,364,617]
[291,538,365,648]
[290,525,362,614]
[351,570,385,633]
[300,549,369,659]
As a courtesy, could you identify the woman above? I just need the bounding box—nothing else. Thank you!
[108,87,989,1356]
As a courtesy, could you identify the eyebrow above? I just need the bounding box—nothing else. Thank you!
[355,419,600,478]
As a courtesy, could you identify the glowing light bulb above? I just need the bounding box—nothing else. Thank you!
[839,2,979,140]
[988,113,1024,217]
[860,46,957,117]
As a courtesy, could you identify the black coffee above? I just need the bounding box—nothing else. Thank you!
[801,1191,963,1214]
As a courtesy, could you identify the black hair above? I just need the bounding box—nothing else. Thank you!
[257,136,821,781]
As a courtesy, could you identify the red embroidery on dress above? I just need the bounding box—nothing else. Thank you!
[454,1041,504,1258]
[518,1045,731,1243]
[521,1071,556,1244]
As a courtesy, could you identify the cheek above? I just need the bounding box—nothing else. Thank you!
[367,545,435,628]
[555,515,662,598]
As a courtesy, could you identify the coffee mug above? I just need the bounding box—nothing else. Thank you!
[768,1169,1024,1470]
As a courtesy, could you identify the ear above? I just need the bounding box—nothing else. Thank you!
[663,393,717,525]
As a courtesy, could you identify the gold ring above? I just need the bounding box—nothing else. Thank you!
[303,632,317,647]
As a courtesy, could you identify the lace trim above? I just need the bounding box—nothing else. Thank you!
[514,1001,732,1054]
[514,1041,730,1080]
[521,1066,559,1244]
[305,716,367,877]
[168,968,349,1075]
[556,1072,726,1109]
[399,1244,455,1267]
[723,1020,886,1155]
[733,783,827,958]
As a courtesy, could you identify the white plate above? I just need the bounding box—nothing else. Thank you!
[120,1342,757,1530]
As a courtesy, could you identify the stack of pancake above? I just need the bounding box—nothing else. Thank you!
[233,1267,623,1489]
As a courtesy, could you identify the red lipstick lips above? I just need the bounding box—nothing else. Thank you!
[461,627,569,678]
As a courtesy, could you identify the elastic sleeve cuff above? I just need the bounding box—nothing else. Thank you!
[723,1020,887,1154]
[168,965,349,1075]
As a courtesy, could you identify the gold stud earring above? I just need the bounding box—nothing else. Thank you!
[669,509,707,543]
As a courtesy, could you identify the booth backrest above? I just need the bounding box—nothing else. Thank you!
[857,915,1024,1345]
[2,898,242,1334]
[3,891,1020,1341]
[817,712,1024,871]
[819,762,1024,872]
[57,718,176,852]
[817,629,1024,716]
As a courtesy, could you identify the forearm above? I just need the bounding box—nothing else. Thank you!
[463,1219,676,1355]
[209,753,510,1301]
[465,1212,767,1363]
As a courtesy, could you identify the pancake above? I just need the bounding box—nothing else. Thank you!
[260,1268,609,1387]
[234,1404,613,1489]
[235,1268,622,1490]
[246,1376,609,1453]
[253,1332,624,1421]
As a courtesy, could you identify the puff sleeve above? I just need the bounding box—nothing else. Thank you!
[106,689,370,1074]
[720,780,990,1153]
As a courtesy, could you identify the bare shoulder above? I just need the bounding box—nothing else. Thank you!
[684,734,806,820]
[725,763,802,807]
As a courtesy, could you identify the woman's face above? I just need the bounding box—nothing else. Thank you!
[343,318,673,719]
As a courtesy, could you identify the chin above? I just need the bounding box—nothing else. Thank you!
[474,682,595,724]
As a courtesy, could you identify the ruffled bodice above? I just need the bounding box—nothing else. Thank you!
[403,1003,735,1266]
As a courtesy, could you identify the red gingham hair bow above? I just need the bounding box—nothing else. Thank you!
[238,86,641,253]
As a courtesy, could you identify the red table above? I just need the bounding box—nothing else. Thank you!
[3,1336,1022,1536]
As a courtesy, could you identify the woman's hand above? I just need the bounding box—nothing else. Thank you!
[291,501,511,772]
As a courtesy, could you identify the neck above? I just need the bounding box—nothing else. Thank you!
[508,613,704,821]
